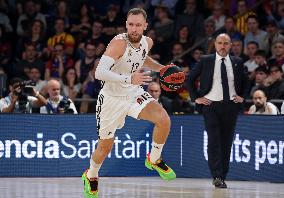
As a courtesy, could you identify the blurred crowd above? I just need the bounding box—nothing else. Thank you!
[0,0,283,114]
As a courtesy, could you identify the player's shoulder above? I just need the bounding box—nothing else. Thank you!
[144,36,153,50]
[108,34,127,48]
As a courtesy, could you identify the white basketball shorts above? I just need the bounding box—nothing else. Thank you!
[96,88,155,139]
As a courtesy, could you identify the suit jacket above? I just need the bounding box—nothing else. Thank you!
[188,54,249,102]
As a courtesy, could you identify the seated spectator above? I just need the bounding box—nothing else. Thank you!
[61,67,81,102]
[17,19,48,60]
[79,59,101,113]
[249,66,269,97]
[152,5,174,43]
[28,66,47,93]
[173,25,194,50]
[0,78,47,113]
[244,15,267,49]
[40,79,77,114]
[230,39,248,61]
[70,2,93,42]
[45,42,74,80]
[248,89,279,115]
[146,29,166,62]
[260,19,284,57]
[15,42,45,80]
[75,40,97,83]
[217,16,242,41]
[206,2,225,30]
[263,65,284,100]
[102,4,122,39]
[244,41,259,75]
[47,17,75,56]
[147,81,172,114]
[188,47,204,69]
[17,0,46,37]
[0,10,13,32]
[0,24,12,77]
[235,0,256,35]
[268,39,284,71]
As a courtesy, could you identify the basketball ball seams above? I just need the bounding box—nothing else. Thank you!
[159,65,185,91]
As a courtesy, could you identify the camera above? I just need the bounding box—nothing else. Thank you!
[58,97,74,114]
[13,80,36,113]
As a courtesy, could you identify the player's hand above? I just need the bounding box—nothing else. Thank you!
[131,69,152,85]
[195,97,212,105]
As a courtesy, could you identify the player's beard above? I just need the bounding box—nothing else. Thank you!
[128,33,142,43]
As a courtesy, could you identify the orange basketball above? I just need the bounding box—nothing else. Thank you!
[159,65,185,91]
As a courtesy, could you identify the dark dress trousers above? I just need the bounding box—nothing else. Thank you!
[188,54,249,179]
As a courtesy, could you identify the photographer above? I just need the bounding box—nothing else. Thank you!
[40,79,77,114]
[0,78,47,113]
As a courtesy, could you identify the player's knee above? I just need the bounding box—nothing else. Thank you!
[156,110,171,128]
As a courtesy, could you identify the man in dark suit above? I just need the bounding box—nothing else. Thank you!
[188,33,248,188]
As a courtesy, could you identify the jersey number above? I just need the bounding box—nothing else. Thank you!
[131,63,140,73]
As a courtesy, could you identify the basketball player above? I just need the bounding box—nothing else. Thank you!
[82,8,176,198]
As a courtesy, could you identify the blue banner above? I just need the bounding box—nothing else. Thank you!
[0,114,283,182]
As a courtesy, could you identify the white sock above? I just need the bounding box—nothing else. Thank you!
[87,158,102,179]
[150,142,164,163]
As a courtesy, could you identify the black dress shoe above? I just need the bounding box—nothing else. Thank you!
[212,178,227,188]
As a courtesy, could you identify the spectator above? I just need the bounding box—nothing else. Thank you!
[264,65,284,100]
[188,47,204,69]
[249,66,269,97]
[173,25,194,50]
[102,4,122,39]
[254,50,268,69]
[244,15,267,49]
[70,2,93,42]
[61,67,81,102]
[45,42,74,80]
[150,0,178,16]
[260,19,284,56]
[281,101,284,114]
[268,39,284,70]
[147,81,172,114]
[152,5,174,43]
[47,17,75,56]
[235,0,256,35]
[0,77,47,113]
[78,20,107,58]
[16,0,46,37]
[146,29,166,62]
[206,2,225,30]
[15,42,45,80]
[175,0,204,40]
[218,16,243,41]
[230,39,248,61]
[17,19,47,60]
[244,41,259,74]
[0,9,13,32]
[51,0,71,30]
[28,66,47,93]
[79,58,101,113]
[248,89,279,115]
[197,19,216,54]
[75,40,97,83]
[40,79,77,114]
[0,24,12,77]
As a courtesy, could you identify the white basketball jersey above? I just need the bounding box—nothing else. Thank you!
[101,33,149,96]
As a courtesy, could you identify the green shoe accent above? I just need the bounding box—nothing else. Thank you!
[145,153,176,181]
[82,170,99,198]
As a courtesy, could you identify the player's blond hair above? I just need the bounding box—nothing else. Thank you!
[127,8,147,20]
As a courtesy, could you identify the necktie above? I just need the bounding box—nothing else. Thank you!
[221,58,230,101]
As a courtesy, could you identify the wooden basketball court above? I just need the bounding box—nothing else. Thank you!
[0,177,283,198]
